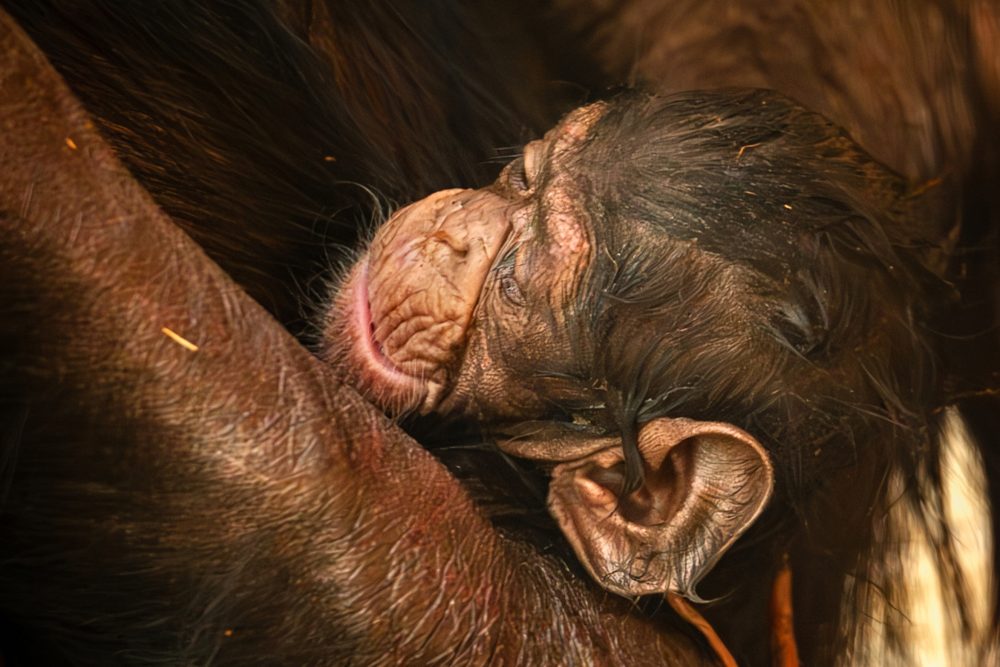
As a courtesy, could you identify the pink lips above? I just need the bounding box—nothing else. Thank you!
[349,260,425,399]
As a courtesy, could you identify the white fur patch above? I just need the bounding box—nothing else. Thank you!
[845,408,995,665]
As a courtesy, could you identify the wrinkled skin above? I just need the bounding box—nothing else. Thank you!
[0,13,710,666]
[327,104,607,420]
[3,0,1000,665]
[326,101,780,603]
[324,84,994,663]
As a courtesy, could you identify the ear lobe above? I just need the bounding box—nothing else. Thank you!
[549,417,774,599]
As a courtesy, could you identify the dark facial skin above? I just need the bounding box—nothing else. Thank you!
[327,90,944,427]
[5,0,997,664]
[325,88,952,661]
[0,16,714,666]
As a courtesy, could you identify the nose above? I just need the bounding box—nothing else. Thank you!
[429,229,469,257]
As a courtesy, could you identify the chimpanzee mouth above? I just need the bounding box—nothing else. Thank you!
[340,194,516,416]
[346,260,429,411]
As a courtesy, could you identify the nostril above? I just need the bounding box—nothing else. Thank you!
[430,230,469,257]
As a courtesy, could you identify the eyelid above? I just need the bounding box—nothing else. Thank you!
[506,141,543,195]
[506,156,530,192]
[523,145,538,184]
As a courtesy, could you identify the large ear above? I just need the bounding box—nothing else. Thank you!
[548,418,774,599]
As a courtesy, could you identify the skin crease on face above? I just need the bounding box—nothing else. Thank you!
[322,88,949,621]
[326,103,608,419]
[324,98,779,605]
[4,1,995,665]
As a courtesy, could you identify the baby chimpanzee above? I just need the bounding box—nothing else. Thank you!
[322,89,951,661]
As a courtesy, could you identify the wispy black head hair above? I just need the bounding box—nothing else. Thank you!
[546,88,956,658]
[550,89,946,497]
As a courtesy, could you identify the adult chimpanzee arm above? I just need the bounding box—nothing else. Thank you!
[0,13,708,666]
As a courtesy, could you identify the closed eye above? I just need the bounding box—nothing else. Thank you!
[506,156,530,193]
[495,249,525,306]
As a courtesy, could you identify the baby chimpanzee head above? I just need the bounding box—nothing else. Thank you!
[322,89,948,599]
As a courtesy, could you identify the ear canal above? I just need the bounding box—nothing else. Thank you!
[548,417,774,599]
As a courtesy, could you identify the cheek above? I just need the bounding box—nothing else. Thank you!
[436,296,552,420]
[439,289,583,420]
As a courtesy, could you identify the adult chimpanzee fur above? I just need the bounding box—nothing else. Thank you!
[1,4,712,665]
[1,1,999,666]
[1,0,566,330]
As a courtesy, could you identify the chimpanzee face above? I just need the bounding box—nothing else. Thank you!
[322,89,943,599]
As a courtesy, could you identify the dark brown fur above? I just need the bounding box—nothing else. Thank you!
[1,1,998,665]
